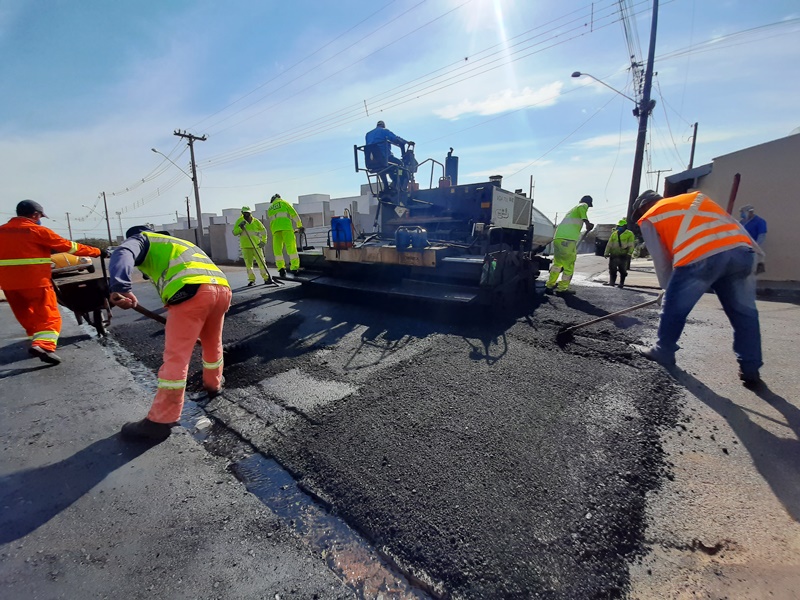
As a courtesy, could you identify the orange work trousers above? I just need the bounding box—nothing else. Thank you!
[4,285,62,352]
[147,284,232,424]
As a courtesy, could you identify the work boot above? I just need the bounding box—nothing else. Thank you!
[247,281,255,287]
[738,368,762,389]
[29,346,62,365]
[279,268,286,278]
[555,288,576,295]
[204,376,225,398]
[619,276,626,289]
[120,418,172,442]
[632,344,676,367]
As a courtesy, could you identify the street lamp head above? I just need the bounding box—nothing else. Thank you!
[151,148,158,153]
[571,71,582,78]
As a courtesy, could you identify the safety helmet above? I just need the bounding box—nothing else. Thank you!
[376,120,385,128]
[631,190,663,219]
[241,206,252,213]
[617,218,627,227]
[270,194,280,202]
[125,224,155,239]
[580,195,593,207]
[16,199,47,218]
[740,204,754,213]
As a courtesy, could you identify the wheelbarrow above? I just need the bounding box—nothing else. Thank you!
[53,255,112,337]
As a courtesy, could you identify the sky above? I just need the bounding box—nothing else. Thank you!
[1,0,799,239]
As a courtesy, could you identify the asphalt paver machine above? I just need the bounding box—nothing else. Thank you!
[296,145,555,309]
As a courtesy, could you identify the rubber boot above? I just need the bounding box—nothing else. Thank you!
[604,273,616,286]
[278,268,286,278]
[120,418,172,442]
[247,281,255,287]
[619,274,626,289]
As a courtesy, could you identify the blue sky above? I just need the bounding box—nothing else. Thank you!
[2,0,798,239]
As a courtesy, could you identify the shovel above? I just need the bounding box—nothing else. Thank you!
[556,291,664,343]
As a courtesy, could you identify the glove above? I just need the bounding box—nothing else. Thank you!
[99,248,110,259]
[297,226,305,234]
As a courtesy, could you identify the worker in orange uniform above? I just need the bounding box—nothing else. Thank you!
[0,200,102,364]
[631,189,763,386]
[108,225,231,442]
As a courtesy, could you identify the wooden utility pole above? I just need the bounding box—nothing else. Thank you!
[688,122,699,169]
[174,130,207,251]
[626,0,659,222]
[647,168,672,193]
[101,191,113,245]
[186,196,193,242]
[65,212,73,239]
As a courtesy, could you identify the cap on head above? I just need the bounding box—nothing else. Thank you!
[740,204,754,213]
[580,195,593,207]
[376,120,385,128]
[631,190,663,220]
[270,194,280,202]
[617,218,627,227]
[125,224,154,239]
[241,206,252,213]
[16,199,47,218]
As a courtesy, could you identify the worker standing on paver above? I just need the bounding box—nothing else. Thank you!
[603,218,636,288]
[233,206,269,286]
[267,193,303,277]
[631,189,763,386]
[0,200,102,364]
[545,195,594,294]
[108,225,231,441]
[365,120,411,193]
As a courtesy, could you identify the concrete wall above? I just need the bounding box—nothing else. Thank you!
[697,133,800,283]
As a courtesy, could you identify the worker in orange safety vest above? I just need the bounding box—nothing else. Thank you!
[0,200,102,364]
[630,189,763,386]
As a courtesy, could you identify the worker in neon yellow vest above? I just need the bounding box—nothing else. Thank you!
[267,193,303,277]
[545,195,594,293]
[233,206,269,286]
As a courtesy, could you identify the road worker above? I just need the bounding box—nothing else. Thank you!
[0,200,102,364]
[233,206,269,286]
[267,193,303,277]
[108,225,231,441]
[545,195,594,294]
[603,218,636,288]
[365,120,412,193]
[631,189,763,387]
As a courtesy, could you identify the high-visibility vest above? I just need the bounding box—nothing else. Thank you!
[138,232,229,303]
[233,216,267,249]
[267,198,302,233]
[605,228,636,256]
[639,192,753,268]
[0,217,100,290]
[554,203,589,241]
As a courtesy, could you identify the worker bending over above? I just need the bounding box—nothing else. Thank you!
[233,206,269,286]
[604,218,636,288]
[545,195,594,294]
[0,200,102,364]
[632,190,763,386]
[109,225,232,441]
[267,193,303,277]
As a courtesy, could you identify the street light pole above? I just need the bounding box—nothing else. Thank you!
[572,0,659,222]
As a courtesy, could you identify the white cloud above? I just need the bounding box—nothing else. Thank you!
[434,82,563,120]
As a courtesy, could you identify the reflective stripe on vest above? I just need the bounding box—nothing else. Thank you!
[139,233,229,303]
[643,192,752,267]
[554,204,587,241]
[0,257,52,266]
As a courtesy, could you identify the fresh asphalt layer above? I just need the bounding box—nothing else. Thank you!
[106,259,680,599]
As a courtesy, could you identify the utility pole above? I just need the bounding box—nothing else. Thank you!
[101,191,113,245]
[116,211,123,238]
[529,175,534,201]
[647,168,672,193]
[688,122,698,169]
[174,130,207,251]
[65,212,73,239]
[626,0,659,222]
[186,196,193,242]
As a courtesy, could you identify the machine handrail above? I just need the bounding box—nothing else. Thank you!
[415,158,445,189]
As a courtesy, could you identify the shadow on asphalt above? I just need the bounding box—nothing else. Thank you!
[0,434,152,544]
[0,334,92,378]
[672,369,800,522]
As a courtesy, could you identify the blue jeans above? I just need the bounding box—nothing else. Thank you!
[656,247,762,376]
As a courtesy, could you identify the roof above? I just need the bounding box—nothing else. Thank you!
[665,163,713,185]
